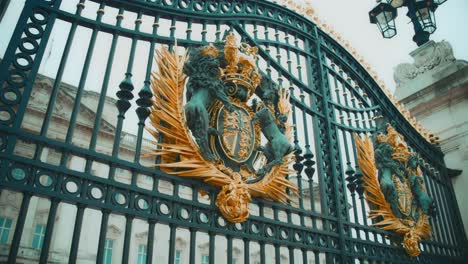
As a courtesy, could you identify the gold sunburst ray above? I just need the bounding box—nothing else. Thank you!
[144,46,232,187]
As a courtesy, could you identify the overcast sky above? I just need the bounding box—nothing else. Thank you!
[310,0,468,92]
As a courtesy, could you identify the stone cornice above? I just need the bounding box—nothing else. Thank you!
[407,80,468,118]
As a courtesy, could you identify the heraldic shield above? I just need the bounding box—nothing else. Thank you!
[211,103,257,165]
[146,31,298,223]
[354,121,436,257]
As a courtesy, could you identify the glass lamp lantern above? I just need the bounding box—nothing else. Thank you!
[369,0,448,46]
[415,0,437,34]
[369,3,398,38]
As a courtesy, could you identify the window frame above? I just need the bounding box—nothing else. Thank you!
[32,224,46,250]
[0,217,13,244]
[103,239,114,264]
[201,254,209,264]
[174,249,181,264]
[137,244,147,264]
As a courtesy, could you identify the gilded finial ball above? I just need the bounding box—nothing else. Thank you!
[215,181,251,223]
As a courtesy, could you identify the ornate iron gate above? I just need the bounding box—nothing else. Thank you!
[0,0,466,263]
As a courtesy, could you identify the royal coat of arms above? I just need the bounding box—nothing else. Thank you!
[355,122,436,257]
[147,32,297,223]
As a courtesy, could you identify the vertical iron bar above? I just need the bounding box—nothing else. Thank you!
[109,9,141,181]
[340,79,361,240]
[275,244,280,264]
[273,206,280,264]
[168,18,176,51]
[424,168,443,245]
[439,172,461,246]
[300,36,318,231]
[304,37,328,217]
[215,22,221,41]
[96,209,110,264]
[243,238,250,264]
[253,22,258,40]
[264,24,272,78]
[346,82,370,243]
[227,235,233,264]
[39,198,59,263]
[431,174,453,244]
[259,203,265,264]
[201,22,207,43]
[444,168,468,247]
[189,228,196,264]
[424,168,446,246]
[186,20,192,40]
[122,215,134,264]
[434,171,452,245]
[146,220,156,264]
[69,204,86,264]
[62,2,105,147]
[88,7,124,152]
[426,172,442,247]
[168,224,176,264]
[260,241,266,264]
[209,232,215,264]
[36,0,85,144]
[288,246,294,264]
[311,26,347,262]
[7,193,32,263]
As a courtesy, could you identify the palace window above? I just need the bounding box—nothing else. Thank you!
[103,239,113,264]
[0,217,12,244]
[201,255,209,264]
[174,250,181,264]
[137,244,147,264]
[32,224,46,249]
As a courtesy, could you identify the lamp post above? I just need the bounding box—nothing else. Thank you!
[369,0,447,46]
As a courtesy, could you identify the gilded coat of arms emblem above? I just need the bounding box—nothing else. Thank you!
[147,32,297,223]
[355,122,436,257]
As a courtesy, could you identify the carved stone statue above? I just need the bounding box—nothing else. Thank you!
[393,40,463,93]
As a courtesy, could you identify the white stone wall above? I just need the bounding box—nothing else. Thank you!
[394,40,468,234]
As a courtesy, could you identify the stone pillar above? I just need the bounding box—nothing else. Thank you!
[394,40,468,234]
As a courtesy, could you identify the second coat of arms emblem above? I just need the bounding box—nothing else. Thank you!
[148,31,297,223]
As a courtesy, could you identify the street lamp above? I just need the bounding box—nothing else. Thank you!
[369,3,398,38]
[369,0,447,46]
